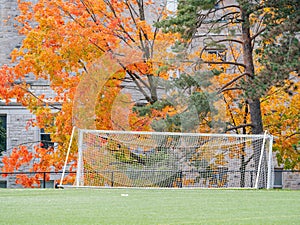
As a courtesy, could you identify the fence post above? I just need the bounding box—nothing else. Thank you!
[111,171,114,187]
[43,172,46,188]
[178,171,183,188]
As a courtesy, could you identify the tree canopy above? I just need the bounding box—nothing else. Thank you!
[0,0,179,186]
[0,0,299,187]
[157,0,300,168]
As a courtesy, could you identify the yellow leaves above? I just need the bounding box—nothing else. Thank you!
[162,105,177,116]
[263,7,272,13]
[202,52,221,63]
[261,80,300,168]
[129,111,152,132]
[215,153,226,166]
[209,70,249,132]
[249,13,260,24]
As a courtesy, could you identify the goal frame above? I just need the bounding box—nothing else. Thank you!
[59,127,274,189]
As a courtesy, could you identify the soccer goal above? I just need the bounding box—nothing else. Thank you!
[60,128,274,189]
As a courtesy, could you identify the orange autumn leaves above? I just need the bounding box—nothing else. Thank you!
[0,0,299,188]
[0,0,180,187]
[1,145,56,187]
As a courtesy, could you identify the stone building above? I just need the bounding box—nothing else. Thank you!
[0,0,58,188]
[0,0,299,189]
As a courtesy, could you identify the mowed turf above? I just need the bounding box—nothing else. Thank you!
[0,188,299,225]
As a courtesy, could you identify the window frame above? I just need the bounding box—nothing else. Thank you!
[40,128,54,149]
[0,114,7,154]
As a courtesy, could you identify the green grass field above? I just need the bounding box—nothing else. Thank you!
[0,188,299,225]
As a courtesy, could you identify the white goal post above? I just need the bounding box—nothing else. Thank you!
[60,128,274,189]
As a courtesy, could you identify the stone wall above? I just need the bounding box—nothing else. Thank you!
[0,0,54,188]
[283,171,300,190]
[0,104,40,188]
[1,0,299,189]
[0,0,23,66]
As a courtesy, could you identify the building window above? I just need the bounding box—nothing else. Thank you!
[0,180,7,188]
[40,128,54,149]
[274,168,283,189]
[0,115,7,154]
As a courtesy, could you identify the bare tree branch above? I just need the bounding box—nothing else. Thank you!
[251,27,266,41]
[222,96,238,133]
[285,132,300,139]
[202,60,246,68]
[80,0,97,23]
[221,87,244,92]
[199,38,243,59]
[228,41,244,74]
[226,123,253,132]
[16,86,61,110]
[218,72,250,93]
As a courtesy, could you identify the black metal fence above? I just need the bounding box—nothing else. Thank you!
[0,171,75,188]
[0,170,252,188]
[0,170,299,189]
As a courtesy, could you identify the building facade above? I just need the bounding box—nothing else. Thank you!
[0,0,299,189]
[0,0,58,188]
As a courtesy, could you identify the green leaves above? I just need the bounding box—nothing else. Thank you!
[156,0,218,39]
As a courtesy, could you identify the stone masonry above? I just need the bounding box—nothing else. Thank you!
[0,0,23,65]
[0,0,56,188]
[0,0,299,189]
[282,171,300,189]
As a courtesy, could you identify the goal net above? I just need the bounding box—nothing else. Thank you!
[60,129,274,189]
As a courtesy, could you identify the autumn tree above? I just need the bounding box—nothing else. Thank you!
[262,84,300,169]
[157,0,300,168]
[0,0,183,186]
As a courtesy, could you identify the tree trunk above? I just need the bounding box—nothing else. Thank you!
[138,0,158,104]
[240,9,264,135]
[248,98,263,134]
[241,7,265,187]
